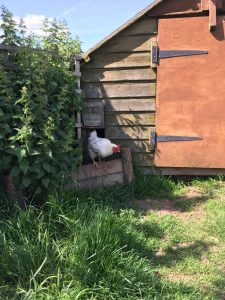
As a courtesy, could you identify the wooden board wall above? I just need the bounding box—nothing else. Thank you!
[81,17,157,171]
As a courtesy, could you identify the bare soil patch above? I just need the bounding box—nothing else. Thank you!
[135,187,206,220]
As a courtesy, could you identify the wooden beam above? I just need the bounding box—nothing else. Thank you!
[209,0,217,31]
[201,0,209,11]
[201,0,222,11]
[121,148,134,184]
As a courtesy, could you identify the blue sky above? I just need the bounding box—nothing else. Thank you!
[0,0,153,52]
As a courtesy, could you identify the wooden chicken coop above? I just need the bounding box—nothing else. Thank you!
[80,0,225,176]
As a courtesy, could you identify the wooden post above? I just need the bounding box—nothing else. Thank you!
[201,0,209,11]
[121,148,134,185]
[209,0,217,31]
[74,56,82,139]
[201,0,222,31]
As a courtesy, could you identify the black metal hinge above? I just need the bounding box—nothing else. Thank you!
[151,45,208,65]
[150,131,203,150]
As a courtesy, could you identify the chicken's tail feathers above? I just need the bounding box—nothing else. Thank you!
[89,130,98,139]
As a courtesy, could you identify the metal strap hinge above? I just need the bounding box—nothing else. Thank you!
[150,131,202,150]
[151,44,208,65]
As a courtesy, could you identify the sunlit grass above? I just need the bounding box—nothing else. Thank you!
[0,175,224,299]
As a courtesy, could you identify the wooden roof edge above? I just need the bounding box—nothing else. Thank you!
[81,0,164,62]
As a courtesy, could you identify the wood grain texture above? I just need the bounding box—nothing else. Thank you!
[111,140,151,153]
[76,173,124,189]
[81,68,156,82]
[71,159,123,181]
[105,113,155,126]
[98,35,153,53]
[82,53,151,69]
[209,0,217,31]
[121,148,134,184]
[83,82,156,99]
[82,101,104,128]
[105,126,153,140]
[119,18,157,36]
[104,99,156,112]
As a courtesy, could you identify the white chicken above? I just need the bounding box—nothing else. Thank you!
[88,130,121,167]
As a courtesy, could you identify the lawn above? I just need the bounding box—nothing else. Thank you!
[0,175,224,299]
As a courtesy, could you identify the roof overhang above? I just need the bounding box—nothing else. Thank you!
[82,0,164,62]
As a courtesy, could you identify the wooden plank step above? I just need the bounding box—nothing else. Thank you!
[71,159,123,181]
[77,173,124,189]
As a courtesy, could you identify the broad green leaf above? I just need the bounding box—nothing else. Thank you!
[22,176,31,188]
[42,162,51,173]
[18,149,27,162]
[10,166,21,177]
[20,160,29,174]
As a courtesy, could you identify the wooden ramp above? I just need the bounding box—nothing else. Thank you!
[70,148,134,189]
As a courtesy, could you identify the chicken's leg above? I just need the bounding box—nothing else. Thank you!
[92,159,97,168]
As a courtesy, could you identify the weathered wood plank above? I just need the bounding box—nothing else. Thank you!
[209,0,217,31]
[132,152,154,167]
[83,82,156,99]
[122,148,134,184]
[104,99,156,112]
[105,113,155,126]
[112,139,151,153]
[202,0,223,10]
[105,126,153,140]
[98,35,153,53]
[201,0,209,10]
[159,168,225,176]
[76,173,124,189]
[81,68,156,82]
[82,53,151,69]
[82,101,104,128]
[71,159,123,181]
[119,18,157,36]
[139,167,157,175]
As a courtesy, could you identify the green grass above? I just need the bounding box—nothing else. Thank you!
[0,175,224,299]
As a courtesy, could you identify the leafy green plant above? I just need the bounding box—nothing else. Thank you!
[0,6,83,198]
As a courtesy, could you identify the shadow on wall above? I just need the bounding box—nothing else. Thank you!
[81,22,157,168]
[211,16,225,41]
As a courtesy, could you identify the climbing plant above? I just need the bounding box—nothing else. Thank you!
[0,6,83,198]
